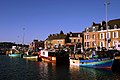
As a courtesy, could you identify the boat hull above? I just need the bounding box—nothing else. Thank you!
[40,50,69,64]
[70,58,114,69]
[23,55,39,61]
[8,54,22,58]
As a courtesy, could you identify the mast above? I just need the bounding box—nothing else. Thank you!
[104,0,110,50]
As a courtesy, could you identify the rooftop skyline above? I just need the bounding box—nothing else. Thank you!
[0,0,120,44]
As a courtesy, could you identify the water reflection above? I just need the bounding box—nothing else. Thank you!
[69,65,120,80]
[0,55,120,80]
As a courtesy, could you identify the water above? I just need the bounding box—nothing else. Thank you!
[0,55,120,80]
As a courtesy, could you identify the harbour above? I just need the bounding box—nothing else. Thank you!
[0,0,120,80]
[0,55,120,80]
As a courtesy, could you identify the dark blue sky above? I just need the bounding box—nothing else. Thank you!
[0,0,119,44]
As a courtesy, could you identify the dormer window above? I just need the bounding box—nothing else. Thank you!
[86,28,89,32]
[114,25,117,29]
[78,34,80,37]
[92,27,96,32]
[101,27,103,30]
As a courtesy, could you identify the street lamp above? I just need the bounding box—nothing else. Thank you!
[104,0,110,50]
[22,28,25,45]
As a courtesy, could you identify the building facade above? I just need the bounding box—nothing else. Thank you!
[83,19,120,50]
[29,40,44,52]
[44,31,68,49]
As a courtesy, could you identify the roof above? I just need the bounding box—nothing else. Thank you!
[108,19,120,29]
[69,32,83,37]
[84,18,120,32]
[47,34,67,40]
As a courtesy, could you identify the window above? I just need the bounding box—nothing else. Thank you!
[92,41,95,46]
[118,44,120,47]
[69,39,71,43]
[113,31,118,38]
[78,39,80,42]
[87,42,90,47]
[108,26,110,29]
[74,39,76,42]
[86,28,89,32]
[113,41,118,46]
[58,40,62,44]
[92,34,95,39]
[92,27,96,32]
[78,34,80,37]
[84,35,86,39]
[86,35,90,39]
[108,32,110,38]
[85,42,86,47]
[43,52,45,55]
[101,27,103,30]
[100,41,104,47]
[114,25,117,29]
[108,43,110,47]
[100,33,104,39]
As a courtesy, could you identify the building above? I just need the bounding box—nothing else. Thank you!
[83,19,120,50]
[98,19,120,49]
[65,32,83,51]
[0,42,15,54]
[83,22,102,49]
[44,31,69,49]
[29,40,44,52]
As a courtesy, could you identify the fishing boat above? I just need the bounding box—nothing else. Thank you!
[8,53,22,58]
[8,46,23,58]
[40,50,56,62]
[69,50,118,69]
[70,58,113,69]
[40,49,69,64]
[23,54,38,59]
[22,54,39,61]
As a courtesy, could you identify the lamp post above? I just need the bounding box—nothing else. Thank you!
[104,0,110,50]
[22,28,25,46]
[22,28,25,53]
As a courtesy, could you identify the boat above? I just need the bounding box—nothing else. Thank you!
[23,54,38,59]
[22,54,39,61]
[70,58,114,69]
[69,50,118,69]
[8,53,22,58]
[8,46,23,58]
[40,49,69,64]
